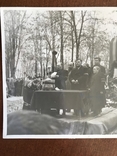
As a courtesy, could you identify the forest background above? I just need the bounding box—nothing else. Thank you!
[3,9,117,78]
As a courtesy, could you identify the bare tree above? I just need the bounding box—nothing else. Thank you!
[5,10,28,78]
[71,11,86,60]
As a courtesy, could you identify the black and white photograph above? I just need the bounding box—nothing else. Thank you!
[1,7,117,138]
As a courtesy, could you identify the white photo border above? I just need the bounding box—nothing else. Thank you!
[1,7,117,139]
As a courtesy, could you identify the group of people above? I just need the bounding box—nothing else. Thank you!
[51,57,106,116]
[6,74,43,98]
[6,57,107,116]
[6,78,23,97]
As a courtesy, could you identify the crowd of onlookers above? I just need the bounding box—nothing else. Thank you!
[6,76,43,98]
[6,57,117,116]
[6,78,23,97]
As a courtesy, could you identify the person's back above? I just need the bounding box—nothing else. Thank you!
[55,68,68,89]
[52,64,68,90]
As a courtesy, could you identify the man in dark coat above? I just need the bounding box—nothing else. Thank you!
[69,59,89,116]
[69,59,88,90]
[93,57,106,74]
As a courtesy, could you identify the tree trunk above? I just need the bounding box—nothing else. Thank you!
[50,12,55,51]
[10,35,16,78]
[71,22,74,62]
[10,58,15,78]
[35,60,37,77]
[91,26,95,67]
[6,60,10,78]
[60,11,64,69]
[71,11,78,60]
[71,11,86,60]
[77,11,86,59]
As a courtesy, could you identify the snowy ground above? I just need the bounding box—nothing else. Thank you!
[7,96,23,113]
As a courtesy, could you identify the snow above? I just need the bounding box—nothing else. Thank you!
[7,96,23,101]
[7,96,23,113]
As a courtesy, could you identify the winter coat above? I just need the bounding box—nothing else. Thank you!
[89,71,106,113]
[69,66,88,90]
